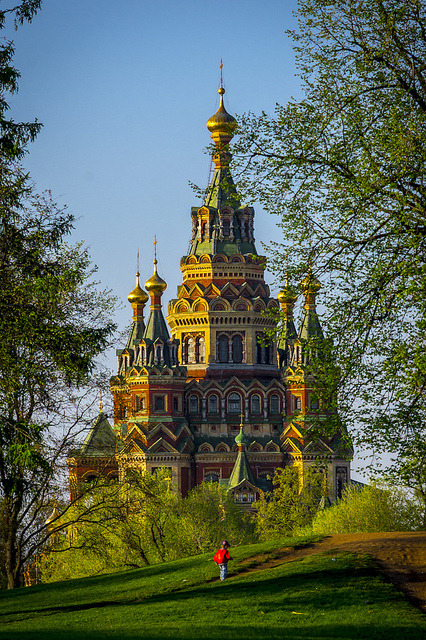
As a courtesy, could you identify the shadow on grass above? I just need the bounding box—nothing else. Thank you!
[0,621,425,640]
[0,561,405,624]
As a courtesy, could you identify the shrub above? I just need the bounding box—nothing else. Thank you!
[311,483,422,534]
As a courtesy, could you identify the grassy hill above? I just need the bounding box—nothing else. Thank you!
[0,535,424,640]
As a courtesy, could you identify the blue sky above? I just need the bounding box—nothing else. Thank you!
[4,1,369,479]
[6,0,301,359]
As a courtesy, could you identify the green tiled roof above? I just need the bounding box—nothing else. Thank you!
[78,412,117,457]
[228,449,256,489]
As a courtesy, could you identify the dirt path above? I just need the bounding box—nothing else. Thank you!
[239,532,426,612]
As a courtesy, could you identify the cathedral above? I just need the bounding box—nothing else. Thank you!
[67,78,352,505]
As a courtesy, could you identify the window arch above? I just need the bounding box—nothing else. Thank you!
[155,396,165,411]
[208,394,219,414]
[183,337,189,364]
[189,395,199,413]
[270,394,280,414]
[205,473,219,483]
[251,394,261,414]
[217,334,229,363]
[195,336,205,363]
[228,392,241,414]
[310,396,319,410]
[232,334,243,363]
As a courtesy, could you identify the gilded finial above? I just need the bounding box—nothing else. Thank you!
[206,60,237,141]
[128,251,149,305]
[145,237,167,294]
[219,58,224,95]
[99,389,103,413]
[277,273,297,305]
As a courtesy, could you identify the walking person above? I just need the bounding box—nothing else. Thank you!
[214,540,233,581]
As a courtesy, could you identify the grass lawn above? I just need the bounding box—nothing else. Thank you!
[0,536,424,640]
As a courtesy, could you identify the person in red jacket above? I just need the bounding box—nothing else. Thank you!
[213,540,233,581]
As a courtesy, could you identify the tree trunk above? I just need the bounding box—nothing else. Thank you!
[5,514,21,589]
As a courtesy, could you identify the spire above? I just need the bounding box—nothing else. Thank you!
[277,275,298,368]
[188,65,257,257]
[228,424,256,489]
[298,271,324,341]
[204,60,240,210]
[78,411,117,457]
[142,239,176,368]
[125,251,148,350]
[206,59,238,157]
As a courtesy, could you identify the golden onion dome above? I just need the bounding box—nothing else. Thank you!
[127,272,149,305]
[206,86,237,136]
[145,260,167,294]
[45,504,59,526]
[277,277,297,305]
[300,273,321,295]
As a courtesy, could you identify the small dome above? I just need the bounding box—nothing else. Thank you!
[235,426,249,446]
[45,504,59,526]
[128,274,149,305]
[300,273,321,295]
[207,87,237,136]
[277,282,297,305]
[145,260,167,294]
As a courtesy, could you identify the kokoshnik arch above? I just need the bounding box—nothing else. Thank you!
[67,76,352,506]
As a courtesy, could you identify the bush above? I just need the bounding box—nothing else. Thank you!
[255,466,323,540]
[311,483,422,534]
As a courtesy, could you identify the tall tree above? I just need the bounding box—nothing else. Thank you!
[0,170,117,588]
[233,0,426,477]
[0,1,118,588]
[0,1,42,160]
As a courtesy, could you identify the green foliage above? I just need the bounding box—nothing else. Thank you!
[233,0,426,480]
[255,466,323,539]
[175,482,255,556]
[310,483,421,535]
[39,475,257,583]
[0,3,116,586]
[0,2,42,160]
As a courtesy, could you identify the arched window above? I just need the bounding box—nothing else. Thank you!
[256,341,262,364]
[232,335,243,363]
[294,396,302,411]
[228,392,241,414]
[270,394,280,414]
[205,473,219,483]
[195,336,205,363]
[264,342,271,364]
[251,394,261,414]
[188,337,195,363]
[183,338,189,364]
[208,395,218,414]
[155,396,165,411]
[310,396,319,410]
[222,219,230,236]
[217,334,229,363]
[189,395,199,413]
